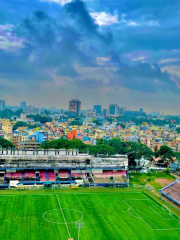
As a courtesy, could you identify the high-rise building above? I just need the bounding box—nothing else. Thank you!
[109,104,119,116]
[20,102,26,109]
[94,105,102,115]
[69,99,81,117]
[119,107,127,116]
[140,108,143,113]
[103,109,109,116]
[0,100,5,111]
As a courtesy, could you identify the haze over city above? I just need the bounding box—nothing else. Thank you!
[1,0,180,114]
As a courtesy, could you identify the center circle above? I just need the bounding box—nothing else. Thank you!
[43,208,83,224]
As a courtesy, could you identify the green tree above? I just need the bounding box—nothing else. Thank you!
[158,145,175,164]
[0,109,23,119]
[176,127,180,133]
[27,114,52,123]
[108,138,128,154]
[13,121,38,130]
[0,137,14,148]
[163,167,171,174]
[154,145,159,158]
[92,120,102,126]
[89,144,115,155]
[69,120,82,126]
[13,121,28,130]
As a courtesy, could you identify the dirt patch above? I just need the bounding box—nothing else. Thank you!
[155,178,173,187]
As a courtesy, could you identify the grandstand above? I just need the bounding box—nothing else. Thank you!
[0,149,129,188]
[160,177,180,206]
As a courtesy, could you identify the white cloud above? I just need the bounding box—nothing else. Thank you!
[40,0,94,6]
[0,25,23,51]
[127,21,139,26]
[0,37,23,51]
[159,58,179,64]
[96,57,110,65]
[120,14,139,27]
[90,12,118,26]
[132,57,145,61]
[40,0,71,6]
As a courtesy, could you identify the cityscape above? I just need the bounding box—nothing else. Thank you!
[0,1,180,240]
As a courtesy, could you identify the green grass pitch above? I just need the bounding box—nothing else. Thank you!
[0,189,180,240]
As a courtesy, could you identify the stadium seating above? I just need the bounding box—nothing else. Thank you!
[92,170,128,183]
[24,171,36,180]
[6,173,11,179]
[48,171,55,181]
[11,172,22,180]
[58,170,69,178]
[71,172,82,180]
[40,171,47,181]
[161,179,180,205]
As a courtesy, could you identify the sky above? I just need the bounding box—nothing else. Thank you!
[1,0,180,114]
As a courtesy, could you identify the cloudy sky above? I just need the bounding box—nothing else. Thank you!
[1,0,180,114]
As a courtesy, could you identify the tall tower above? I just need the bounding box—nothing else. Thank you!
[69,99,81,117]
[0,100,5,111]
[109,104,119,116]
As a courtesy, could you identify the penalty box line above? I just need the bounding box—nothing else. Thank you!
[123,200,180,231]
[123,200,153,230]
[56,194,71,239]
[141,192,180,223]
[149,206,172,220]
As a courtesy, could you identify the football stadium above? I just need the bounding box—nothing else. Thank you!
[0,189,180,240]
[0,149,180,240]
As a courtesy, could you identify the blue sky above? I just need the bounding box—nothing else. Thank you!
[1,0,180,113]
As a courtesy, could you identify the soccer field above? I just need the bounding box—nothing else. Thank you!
[0,189,179,240]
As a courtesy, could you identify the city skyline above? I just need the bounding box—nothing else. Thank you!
[1,1,180,114]
[0,98,171,116]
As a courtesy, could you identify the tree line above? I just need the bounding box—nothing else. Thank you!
[0,136,177,167]
[40,138,177,166]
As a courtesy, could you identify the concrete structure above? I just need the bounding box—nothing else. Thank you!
[109,104,119,116]
[20,113,26,119]
[20,141,41,150]
[0,150,128,169]
[36,131,48,143]
[0,100,5,111]
[20,102,26,109]
[0,119,12,134]
[103,109,108,116]
[94,105,102,115]
[119,107,127,116]
[69,99,81,117]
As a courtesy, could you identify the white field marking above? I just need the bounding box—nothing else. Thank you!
[124,199,149,200]
[151,228,180,231]
[149,206,172,220]
[56,194,71,239]
[125,196,180,230]
[43,208,83,224]
[141,192,179,222]
[123,200,180,231]
[123,200,153,230]
[0,192,142,196]
[127,208,140,218]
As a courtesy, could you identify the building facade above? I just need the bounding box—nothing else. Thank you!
[69,99,81,117]
[109,104,119,116]
[103,109,109,116]
[0,100,5,111]
[20,102,26,109]
[94,105,102,115]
